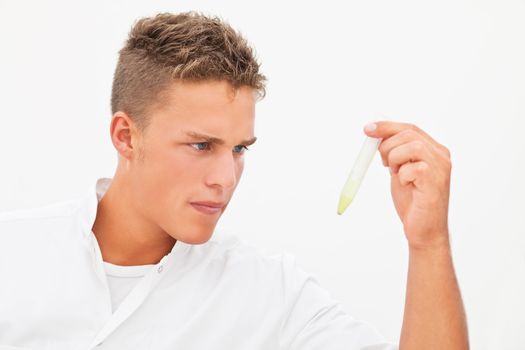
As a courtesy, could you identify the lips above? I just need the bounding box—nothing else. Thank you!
[190,201,225,215]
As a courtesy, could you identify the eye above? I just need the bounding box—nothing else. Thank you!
[233,145,249,154]
[190,142,211,151]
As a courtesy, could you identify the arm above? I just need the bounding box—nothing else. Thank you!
[364,121,469,349]
[401,236,469,349]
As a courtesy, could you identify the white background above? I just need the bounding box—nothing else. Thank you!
[1,0,524,348]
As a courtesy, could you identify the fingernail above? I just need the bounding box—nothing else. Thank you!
[364,123,377,132]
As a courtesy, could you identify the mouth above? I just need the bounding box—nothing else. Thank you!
[190,201,225,215]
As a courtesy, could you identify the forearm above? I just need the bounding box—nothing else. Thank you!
[399,234,469,350]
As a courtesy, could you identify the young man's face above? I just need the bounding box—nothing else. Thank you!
[117,80,256,244]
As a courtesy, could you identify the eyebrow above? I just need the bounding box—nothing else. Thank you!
[183,131,257,146]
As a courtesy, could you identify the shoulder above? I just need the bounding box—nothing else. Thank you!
[205,232,322,294]
[0,197,81,221]
[202,230,295,276]
[0,197,84,238]
[208,230,289,260]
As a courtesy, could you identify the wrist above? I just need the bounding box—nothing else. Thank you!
[408,235,454,272]
[408,232,451,255]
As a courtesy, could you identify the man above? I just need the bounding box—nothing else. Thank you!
[0,12,468,349]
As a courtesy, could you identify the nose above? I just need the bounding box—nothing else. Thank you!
[205,151,238,191]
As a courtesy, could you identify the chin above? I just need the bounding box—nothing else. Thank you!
[179,226,216,245]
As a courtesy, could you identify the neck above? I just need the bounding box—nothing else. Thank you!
[91,174,176,266]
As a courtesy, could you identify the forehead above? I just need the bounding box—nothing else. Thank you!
[147,80,256,134]
[156,80,255,112]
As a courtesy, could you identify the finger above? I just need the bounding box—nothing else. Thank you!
[379,128,441,167]
[397,160,430,188]
[388,140,433,174]
[378,129,419,166]
[365,121,449,158]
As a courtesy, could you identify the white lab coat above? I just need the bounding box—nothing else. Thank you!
[0,177,398,350]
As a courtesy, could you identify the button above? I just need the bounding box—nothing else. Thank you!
[157,265,164,273]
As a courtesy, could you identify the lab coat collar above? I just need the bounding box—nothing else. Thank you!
[80,177,111,240]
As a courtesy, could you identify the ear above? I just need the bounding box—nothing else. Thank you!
[110,111,141,161]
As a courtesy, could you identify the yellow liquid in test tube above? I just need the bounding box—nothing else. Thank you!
[337,136,382,215]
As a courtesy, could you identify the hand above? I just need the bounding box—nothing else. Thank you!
[364,121,452,250]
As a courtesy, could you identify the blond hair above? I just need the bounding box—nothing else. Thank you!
[110,12,266,133]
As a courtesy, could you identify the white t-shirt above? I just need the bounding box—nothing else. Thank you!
[0,177,398,350]
[102,261,154,313]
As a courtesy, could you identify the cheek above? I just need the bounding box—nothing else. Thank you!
[136,149,199,199]
[158,154,207,189]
